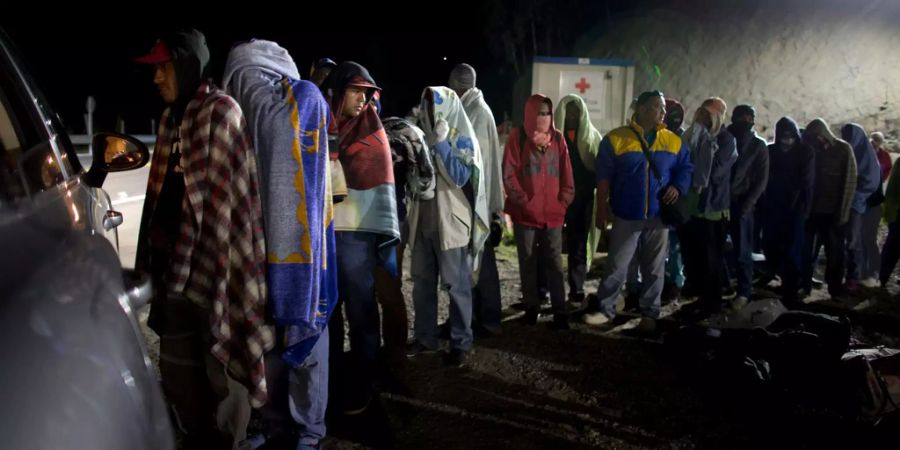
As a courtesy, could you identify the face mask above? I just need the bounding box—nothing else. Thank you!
[779,137,796,149]
[732,121,753,134]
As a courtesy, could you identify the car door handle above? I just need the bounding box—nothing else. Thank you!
[102,210,123,230]
[123,269,153,311]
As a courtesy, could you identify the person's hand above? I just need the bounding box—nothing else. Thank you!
[431,119,449,145]
[662,186,680,205]
[595,204,608,230]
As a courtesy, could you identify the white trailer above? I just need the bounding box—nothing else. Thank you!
[531,57,636,134]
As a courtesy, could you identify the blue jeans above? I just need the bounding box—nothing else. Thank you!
[728,206,755,298]
[334,231,380,395]
[412,227,473,351]
[261,329,329,447]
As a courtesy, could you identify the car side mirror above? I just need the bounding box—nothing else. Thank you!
[93,132,150,172]
[84,132,150,187]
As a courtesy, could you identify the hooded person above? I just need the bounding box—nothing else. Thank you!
[661,97,688,302]
[858,129,887,287]
[665,98,686,137]
[724,104,769,304]
[678,98,738,315]
[450,63,505,335]
[503,94,575,329]
[871,132,893,183]
[554,94,603,305]
[841,123,881,290]
[762,117,816,305]
[800,118,856,297]
[309,57,337,88]
[322,61,400,414]
[134,29,272,448]
[405,86,487,367]
[223,40,336,449]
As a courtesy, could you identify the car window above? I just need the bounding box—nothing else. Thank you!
[0,45,67,206]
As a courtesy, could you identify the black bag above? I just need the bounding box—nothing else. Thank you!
[629,128,690,226]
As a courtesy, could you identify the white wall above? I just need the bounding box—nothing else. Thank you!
[576,0,900,140]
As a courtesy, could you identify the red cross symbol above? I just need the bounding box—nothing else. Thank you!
[575,77,591,94]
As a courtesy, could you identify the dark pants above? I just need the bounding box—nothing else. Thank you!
[764,211,806,303]
[374,242,408,364]
[862,205,883,280]
[473,243,502,331]
[514,224,566,314]
[565,188,595,296]
[680,217,727,309]
[803,214,847,294]
[330,231,381,405]
[846,210,864,282]
[881,221,900,284]
[156,295,248,449]
[728,205,755,299]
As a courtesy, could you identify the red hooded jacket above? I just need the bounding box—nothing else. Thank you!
[503,94,574,228]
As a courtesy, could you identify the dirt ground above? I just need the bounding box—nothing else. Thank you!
[141,231,900,450]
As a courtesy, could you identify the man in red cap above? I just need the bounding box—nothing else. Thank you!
[134,29,272,450]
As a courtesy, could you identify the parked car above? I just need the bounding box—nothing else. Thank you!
[0,29,174,449]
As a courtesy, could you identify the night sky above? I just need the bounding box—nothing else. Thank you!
[2,1,627,135]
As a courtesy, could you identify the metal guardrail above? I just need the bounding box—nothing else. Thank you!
[70,134,156,146]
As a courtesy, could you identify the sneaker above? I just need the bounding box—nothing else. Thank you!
[731,296,749,311]
[635,317,657,333]
[406,340,437,358]
[443,348,468,368]
[549,313,571,330]
[521,309,539,325]
[583,311,611,326]
[811,277,824,289]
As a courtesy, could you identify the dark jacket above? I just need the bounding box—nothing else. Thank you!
[764,117,816,218]
[727,123,769,217]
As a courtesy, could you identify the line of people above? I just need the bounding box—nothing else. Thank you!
[130,29,899,450]
[132,29,511,450]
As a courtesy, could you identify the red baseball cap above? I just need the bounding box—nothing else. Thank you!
[135,40,173,64]
[347,75,380,91]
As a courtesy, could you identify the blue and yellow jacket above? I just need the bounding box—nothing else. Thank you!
[596,120,693,221]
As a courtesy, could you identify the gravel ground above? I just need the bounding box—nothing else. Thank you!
[141,229,900,449]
